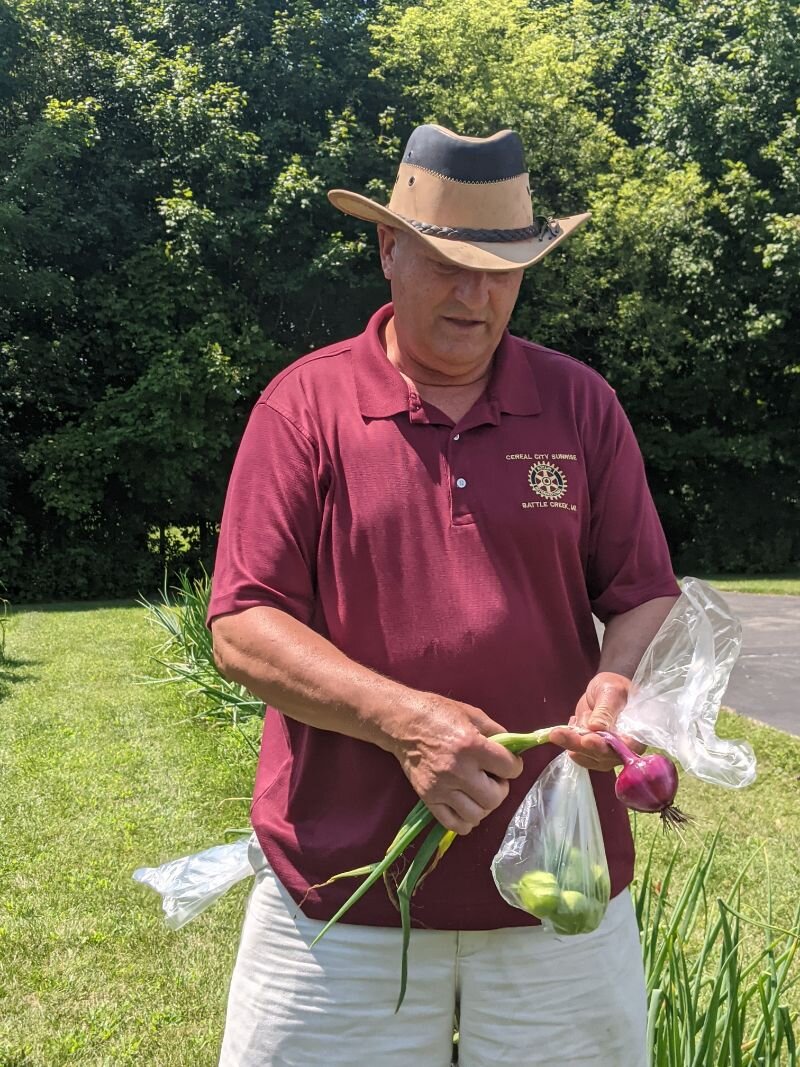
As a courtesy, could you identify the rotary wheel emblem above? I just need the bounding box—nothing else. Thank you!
[528,462,568,501]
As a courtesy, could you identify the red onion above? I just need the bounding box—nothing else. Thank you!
[598,732,689,830]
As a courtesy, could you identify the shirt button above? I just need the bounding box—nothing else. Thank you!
[453,433,460,441]
[456,477,467,488]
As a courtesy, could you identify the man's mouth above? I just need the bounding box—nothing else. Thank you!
[442,316,485,329]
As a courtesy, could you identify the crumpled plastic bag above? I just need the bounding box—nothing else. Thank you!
[133,834,262,929]
[616,576,755,788]
[491,752,610,934]
[492,575,755,926]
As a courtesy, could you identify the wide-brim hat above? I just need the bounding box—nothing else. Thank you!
[328,124,590,272]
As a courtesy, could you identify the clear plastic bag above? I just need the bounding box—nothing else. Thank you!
[492,576,755,929]
[616,576,756,788]
[132,834,261,930]
[491,752,610,934]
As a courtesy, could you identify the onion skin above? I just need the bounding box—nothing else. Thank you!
[597,732,689,830]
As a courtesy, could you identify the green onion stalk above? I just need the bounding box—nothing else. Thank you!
[306,728,556,1012]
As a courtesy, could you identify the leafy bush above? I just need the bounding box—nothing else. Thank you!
[2,0,799,599]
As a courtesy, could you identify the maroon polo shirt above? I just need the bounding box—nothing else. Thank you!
[207,302,679,930]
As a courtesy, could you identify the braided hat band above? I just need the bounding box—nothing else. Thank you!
[400,215,563,244]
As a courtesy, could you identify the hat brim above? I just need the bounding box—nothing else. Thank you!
[328,189,590,272]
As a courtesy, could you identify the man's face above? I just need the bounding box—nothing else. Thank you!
[377,225,524,376]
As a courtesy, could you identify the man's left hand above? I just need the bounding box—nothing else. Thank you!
[548,672,644,772]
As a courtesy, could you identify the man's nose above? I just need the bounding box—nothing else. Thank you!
[452,270,491,310]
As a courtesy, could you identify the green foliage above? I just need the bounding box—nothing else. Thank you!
[139,569,263,736]
[0,0,394,600]
[371,0,619,208]
[1,0,798,596]
[635,830,799,1064]
[372,0,799,573]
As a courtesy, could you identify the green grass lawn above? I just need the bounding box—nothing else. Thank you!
[698,575,800,595]
[0,603,255,1065]
[1,602,798,1064]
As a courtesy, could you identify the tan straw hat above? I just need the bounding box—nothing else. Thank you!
[328,124,590,272]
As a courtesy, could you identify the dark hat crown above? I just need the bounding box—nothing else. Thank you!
[402,125,527,183]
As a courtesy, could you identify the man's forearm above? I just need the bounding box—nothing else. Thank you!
[598,595,679,679]
[211,605,523,834]
[212,605,418,755]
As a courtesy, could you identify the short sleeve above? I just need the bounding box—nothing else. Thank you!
[206,401,324,628]
[585,393,679,623]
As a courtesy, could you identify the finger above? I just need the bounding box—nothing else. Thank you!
[578,731,615,758]
[449,789,490,829]
[551,728,621,767]
[548,725,585,752]
[567,751,617,772]
[619,732,646,756]
[468,773,510,814]
[572,695,591,728]
[480,714,510,737]
[586,684,626,732]
[427,803,474,836]
[481,739,524,780]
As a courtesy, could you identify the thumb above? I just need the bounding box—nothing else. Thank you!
[586,674,629,732]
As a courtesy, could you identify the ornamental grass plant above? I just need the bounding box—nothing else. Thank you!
[0,583,9,661]
[139,570,264,740]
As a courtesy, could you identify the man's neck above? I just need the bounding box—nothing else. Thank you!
[381,316,493,390]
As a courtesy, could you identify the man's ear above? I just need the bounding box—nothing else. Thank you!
[377,224,397,280]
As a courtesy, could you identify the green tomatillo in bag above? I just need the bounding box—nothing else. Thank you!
[491,751,611,935]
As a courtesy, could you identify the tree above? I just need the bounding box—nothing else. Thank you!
[0,0,397,598]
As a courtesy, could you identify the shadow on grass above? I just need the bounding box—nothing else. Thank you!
[0,655,40,700]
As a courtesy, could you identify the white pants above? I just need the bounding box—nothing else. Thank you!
[219,845,647,1067]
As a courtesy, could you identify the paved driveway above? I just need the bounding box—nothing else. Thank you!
[718,592,800,737]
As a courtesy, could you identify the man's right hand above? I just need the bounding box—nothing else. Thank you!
[389,693,524,835]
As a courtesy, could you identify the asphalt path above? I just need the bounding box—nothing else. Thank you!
[718,592,800,738]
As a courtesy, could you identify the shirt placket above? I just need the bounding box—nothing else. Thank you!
[406,389,496,527]
[448,428,475,526]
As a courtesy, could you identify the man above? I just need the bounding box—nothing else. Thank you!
[208,124,679,1065]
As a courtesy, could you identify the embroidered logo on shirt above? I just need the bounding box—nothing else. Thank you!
[528,462,568,501]
[506,452,578,511]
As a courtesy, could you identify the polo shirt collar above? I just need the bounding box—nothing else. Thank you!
[353,304,410,418]
[488,328,542,417]
[353,302,542,421]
